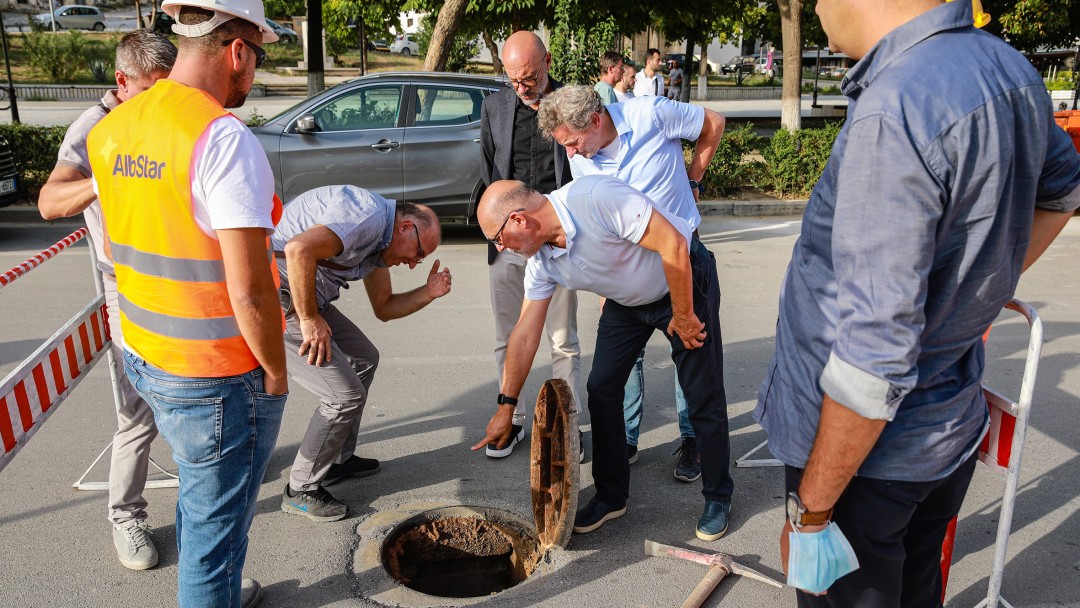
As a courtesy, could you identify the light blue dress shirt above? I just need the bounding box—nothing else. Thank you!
[568,96,704,230]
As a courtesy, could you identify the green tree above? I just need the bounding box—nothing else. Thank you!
[322,0,402,59]
[995,0,1079,52]
[547,0,619,85]
[414,11,479,72]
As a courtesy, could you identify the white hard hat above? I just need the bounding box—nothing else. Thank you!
[162,0,278,43]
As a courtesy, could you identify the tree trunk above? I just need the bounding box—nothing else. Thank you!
[778,0,803,130]
[423,0,469,72]
[484,30,503,76]
[307,0,325,96]
[696,43,708,101]
[680,38,694,103]
[134,0,144,28]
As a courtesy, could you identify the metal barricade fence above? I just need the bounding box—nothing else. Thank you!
[0,228,177,488]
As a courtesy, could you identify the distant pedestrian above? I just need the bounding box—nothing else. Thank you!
[633,48,664,97]
[666,59,683,100]
[614,64,636,102]
[594,51,624,105]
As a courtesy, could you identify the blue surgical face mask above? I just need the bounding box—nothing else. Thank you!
[786,522,860,594]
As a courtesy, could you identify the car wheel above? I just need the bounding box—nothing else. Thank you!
[285,34,295,44]
[93,22,105,31]
[401,48,411,56]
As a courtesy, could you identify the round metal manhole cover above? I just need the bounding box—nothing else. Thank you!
[530,378,579,551]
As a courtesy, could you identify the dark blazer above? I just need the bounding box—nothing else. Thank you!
[479,80,572,263]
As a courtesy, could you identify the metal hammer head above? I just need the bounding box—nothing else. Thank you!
[643,540,783,589]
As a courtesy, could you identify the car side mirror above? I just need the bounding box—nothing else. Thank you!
[295,115,320,134]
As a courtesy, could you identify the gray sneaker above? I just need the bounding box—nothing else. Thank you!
[281,484,348,522]
[112,520,159,570]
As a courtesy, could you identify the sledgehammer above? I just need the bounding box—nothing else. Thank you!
[644,540,783,608]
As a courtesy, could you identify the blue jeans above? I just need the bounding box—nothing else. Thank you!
[622,347,694,446]
[124,352,287,608]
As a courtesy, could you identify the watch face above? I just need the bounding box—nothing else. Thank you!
[786,493,799,524]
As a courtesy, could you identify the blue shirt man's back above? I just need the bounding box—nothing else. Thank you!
[756,0,1080,482]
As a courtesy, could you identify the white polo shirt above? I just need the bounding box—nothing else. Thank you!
[523,175,691,307]
[568,96,704,230]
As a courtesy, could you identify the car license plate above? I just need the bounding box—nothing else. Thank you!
[0,178,14,194]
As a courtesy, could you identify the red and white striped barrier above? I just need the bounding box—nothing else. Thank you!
[940,298,1042,608]
[0,229,111,472]
[0,227,88,289]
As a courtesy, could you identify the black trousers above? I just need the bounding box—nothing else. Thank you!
[587,238,734,505]
[785,453,978,608]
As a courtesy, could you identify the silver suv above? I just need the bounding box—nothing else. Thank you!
[251,72,503,223]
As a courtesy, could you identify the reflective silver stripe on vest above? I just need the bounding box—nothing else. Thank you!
[118,294,242,340]
[112,243,226,283]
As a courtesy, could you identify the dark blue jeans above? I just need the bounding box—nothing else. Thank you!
[125,352,287,608]
[587,238,733,505]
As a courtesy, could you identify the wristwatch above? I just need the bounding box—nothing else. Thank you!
[496,393,518,406]
[786,492,833,529]
[689,179,704,195]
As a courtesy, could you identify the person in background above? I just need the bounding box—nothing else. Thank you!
[38,29,176,573]
[614,64,636,102]
[594,51,624,105]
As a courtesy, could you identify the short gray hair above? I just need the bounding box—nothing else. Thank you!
[115,30,177,78]
[537,85,605,139]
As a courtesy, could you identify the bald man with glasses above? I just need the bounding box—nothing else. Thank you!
[479,30,581,459]
[273,185,451,522]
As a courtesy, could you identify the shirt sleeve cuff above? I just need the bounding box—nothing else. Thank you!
[819,351,901,421]
[1037,180,1080,213]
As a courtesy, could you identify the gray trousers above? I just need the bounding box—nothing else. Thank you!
[283,300,379,492]
[103,275,158,527]
[489,250,581,417]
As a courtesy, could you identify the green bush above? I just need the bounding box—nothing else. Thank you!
[23,31,94,82]
[688,123,766,197]
[1046,71,1075,91]
[761,122,842,197]
[0,123,70,200]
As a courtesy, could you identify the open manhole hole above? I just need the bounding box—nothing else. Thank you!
[382,507,541,598]
[371,379,580,603]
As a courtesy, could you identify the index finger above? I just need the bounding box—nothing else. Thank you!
[429,259,441,274]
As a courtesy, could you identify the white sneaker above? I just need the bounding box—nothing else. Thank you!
[113,520,159,570]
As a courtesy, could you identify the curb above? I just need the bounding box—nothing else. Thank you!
[1,200,808,225]
[700,199,807,217]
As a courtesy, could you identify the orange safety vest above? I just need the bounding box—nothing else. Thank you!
[87,79,282,378]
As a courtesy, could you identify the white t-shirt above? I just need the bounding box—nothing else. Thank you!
[614,88,633,102]
[633,72,664,97]
[524,175,691,307]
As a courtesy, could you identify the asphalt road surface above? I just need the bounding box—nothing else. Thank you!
[1,215,1078,607]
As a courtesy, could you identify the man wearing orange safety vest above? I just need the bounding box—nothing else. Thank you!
[87,0,286,606]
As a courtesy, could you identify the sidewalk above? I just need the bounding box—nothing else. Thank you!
[0,198,808,224]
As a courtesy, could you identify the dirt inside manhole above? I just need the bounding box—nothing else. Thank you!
[383,513,542,598]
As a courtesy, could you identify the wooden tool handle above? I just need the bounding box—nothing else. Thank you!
[680,563,730,608]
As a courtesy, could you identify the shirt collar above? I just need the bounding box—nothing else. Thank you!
[102,89,121,110]
[539,193,575,260]
[374,196,397,268]
[842,1,973,99]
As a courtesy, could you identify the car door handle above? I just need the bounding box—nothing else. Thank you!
[371,140,400,151]
[473,137,481,143]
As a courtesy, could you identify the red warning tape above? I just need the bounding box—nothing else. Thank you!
[0,228,88,288]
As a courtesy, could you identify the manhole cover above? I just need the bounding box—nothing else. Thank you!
[382,507,541,598]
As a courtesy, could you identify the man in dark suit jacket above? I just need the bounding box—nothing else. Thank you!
[478,30,579,460]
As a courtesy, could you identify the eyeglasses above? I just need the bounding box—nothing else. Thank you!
[412,224,425,262]
[222,38,266,69]
[488,207,525,248]
[506,73,540,88]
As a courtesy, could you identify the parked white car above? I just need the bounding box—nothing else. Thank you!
[390,34,418,56]
[33,5,106,31]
